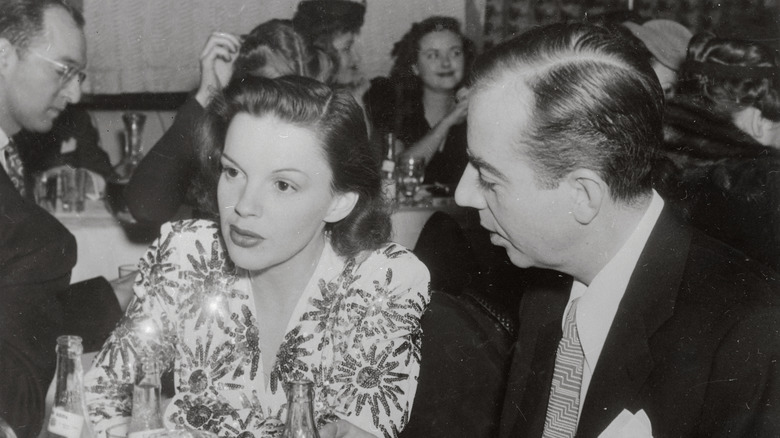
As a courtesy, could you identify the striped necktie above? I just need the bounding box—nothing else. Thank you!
[4,138,26,198]
[542,298,584,438]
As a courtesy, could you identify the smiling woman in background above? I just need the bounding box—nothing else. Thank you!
[364,16,475,187]
[85,77,430,438]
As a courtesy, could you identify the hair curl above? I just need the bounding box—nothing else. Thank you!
[193,75,391,258]
[232,19,326,82]
[0,0,83,51]
[470,22,664,204]
[679,32,780,122]
[292,0,365,84]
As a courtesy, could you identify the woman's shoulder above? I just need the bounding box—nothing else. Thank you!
[354,242,431,284]
[152,219,224,257]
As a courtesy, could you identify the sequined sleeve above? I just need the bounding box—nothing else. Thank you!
[84,221,184,438]
[316,244,431,437]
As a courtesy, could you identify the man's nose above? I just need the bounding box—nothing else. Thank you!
[454,164,485,209]
[61,78,82,104]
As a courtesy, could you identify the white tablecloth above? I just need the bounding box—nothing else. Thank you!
[56,199,470,283]
[56,200,153,283]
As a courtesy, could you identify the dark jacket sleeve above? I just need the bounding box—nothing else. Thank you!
[125,95,205,225]
[57,277,123,353]
[400,291,513,438]
[0,340,46,438]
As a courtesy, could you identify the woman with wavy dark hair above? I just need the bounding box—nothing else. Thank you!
[656,32,780,270]
[292,0,366,91]
[85,77,430,438]
[364,16,476,187]
[126,19,325,226]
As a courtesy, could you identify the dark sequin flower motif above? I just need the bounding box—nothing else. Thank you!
[231,305,261,380]
[332,343,409,431]
[269,326,314,393]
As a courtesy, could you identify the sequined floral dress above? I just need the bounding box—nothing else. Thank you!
[85,219,430,438]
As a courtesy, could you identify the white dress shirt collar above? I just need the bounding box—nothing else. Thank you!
[565,190,665,415]
[0,127,10,174]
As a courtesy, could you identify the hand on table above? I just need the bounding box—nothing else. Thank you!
[195,31,242,107]
[319,420,378,438]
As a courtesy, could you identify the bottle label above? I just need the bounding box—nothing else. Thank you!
[127,428,167,438]
[381,160,395,173]
[48,407,84,438]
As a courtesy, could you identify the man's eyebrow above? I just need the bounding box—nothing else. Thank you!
[467,151,507,180]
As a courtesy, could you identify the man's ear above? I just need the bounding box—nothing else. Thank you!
[324,191,359,223]
[566,168,606,225]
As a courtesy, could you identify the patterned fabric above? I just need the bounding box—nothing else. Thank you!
[482,0,779,52]
[85,219,430,438]
[3,138,26,197]
[542,299,583,438]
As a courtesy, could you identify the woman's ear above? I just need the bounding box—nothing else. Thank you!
[734,107,771,143]
[324,191,359,223]
[411,63,419,76]
[566,168,605,225]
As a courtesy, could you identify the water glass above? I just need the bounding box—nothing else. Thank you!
[60,168,88,213]
[118,264,138,278]
[34,173,58,212]
[397,157,425,205]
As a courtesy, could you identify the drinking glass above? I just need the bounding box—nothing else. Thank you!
[397,157,425,205]
[118,264,138,278]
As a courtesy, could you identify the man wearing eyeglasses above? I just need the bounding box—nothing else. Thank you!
[0,2,123,438]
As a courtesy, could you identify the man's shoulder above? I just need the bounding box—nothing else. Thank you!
[678,229,780,309]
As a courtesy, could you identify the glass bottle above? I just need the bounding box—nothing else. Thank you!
[380,132,397,203]
[113,112,147,182]
[127,355,165,438]
[282,380,320,438]
[48,336,91,438]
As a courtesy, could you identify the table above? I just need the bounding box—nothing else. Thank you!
[55,199,471,283]
[55,200,155,283]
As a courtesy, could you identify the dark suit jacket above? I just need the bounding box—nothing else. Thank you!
[500,208,780,438]
[401,291,513,437]
[0,166,122,438]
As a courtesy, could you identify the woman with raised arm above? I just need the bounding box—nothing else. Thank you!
[86,77,430,438]
[125,20,325,225]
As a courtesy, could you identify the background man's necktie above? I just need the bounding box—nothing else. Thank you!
[542,298,584,438]
[4,139,26,198]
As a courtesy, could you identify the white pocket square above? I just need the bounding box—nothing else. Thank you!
[598,409,653,438]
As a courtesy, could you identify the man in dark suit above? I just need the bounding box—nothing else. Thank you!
[454,23,780,437]
[0,2,124,438]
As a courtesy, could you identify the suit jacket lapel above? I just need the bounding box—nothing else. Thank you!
[576,208,691,437]
[501,273,571,438]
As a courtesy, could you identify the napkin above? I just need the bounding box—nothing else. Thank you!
[598,409,653,438]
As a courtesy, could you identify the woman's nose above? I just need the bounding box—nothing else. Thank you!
[233,185,263,218]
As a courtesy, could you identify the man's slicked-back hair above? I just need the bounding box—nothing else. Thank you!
[0,0,84,51]
[470,22,664,204]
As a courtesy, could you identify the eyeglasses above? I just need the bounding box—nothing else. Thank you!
[28,50,87,87]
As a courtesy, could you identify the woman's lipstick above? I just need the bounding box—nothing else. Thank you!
[229,224,263,248]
